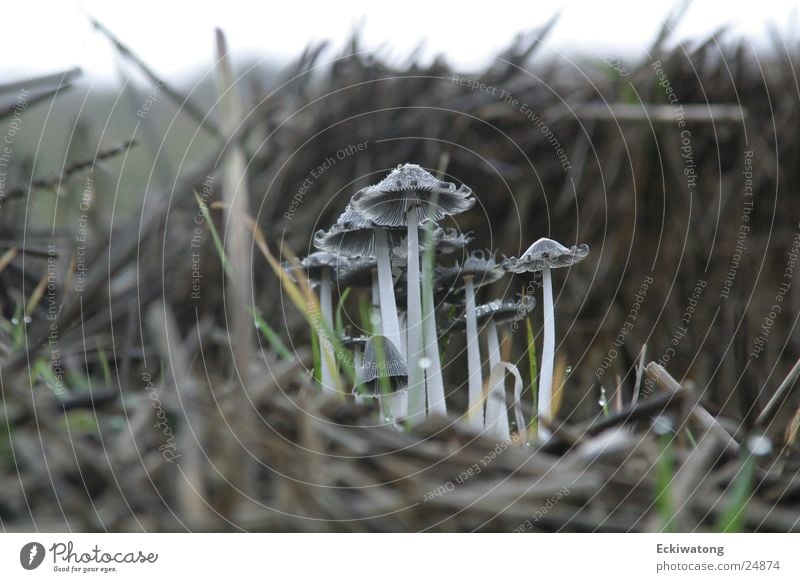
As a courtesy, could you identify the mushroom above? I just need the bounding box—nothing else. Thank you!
[283,251,340,393]
[350,164,474,423]
[504,238,589,439]
[480,298,535,439]
[436,250,505,429]
[356,334,409,423]
[446,296,535,437]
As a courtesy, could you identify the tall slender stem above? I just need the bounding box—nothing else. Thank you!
[406,210,425,423]
[374,229,403,355]
[318,267,335,392]
[370,268,381,333]
[538,265,555,440]
[353,345,363,405]
[422,243,446,416]
[464,275,483,429]
[484,318,509,439]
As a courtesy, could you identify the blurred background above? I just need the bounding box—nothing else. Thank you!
[1,0,799,531]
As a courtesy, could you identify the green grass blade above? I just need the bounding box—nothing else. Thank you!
[716,454,755,533]
[600,385,610,417]
[335,288,351,338]
[11,304,25,350]
[194,191,233,278]
[359,296,373,334]
[310,323,321,385]
[97,343,112,385]
[253,311,293,361]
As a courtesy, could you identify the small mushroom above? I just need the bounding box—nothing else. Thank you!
[356,335,409,422]
[444,296,536,331]
[283,251,341,393]
[446,296,535,437]
[436,250,506,429]
[504,238,589,439]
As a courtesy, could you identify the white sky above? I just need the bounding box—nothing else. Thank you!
[3,0,799,82]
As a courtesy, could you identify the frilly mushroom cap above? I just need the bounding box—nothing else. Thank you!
[437,229,474,254]
[393,227,474,258]
[282,251,339,283]
[504,238,590,273]
[334,203,372,229]
[314,223,403,259]
[436,250,505,289]
[356,335,409,396]
[314,204,442,258]
[444,295,536,331]
[313,204,402,258]
[350,164,475,227]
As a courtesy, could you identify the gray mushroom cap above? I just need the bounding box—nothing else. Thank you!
[503,238,589,273]
[314,204,442,258]
[445,296,536,331]
[393,227,474,258]
[282,251,339,283]
[437,229,474,254]
[436,250,506,289]
[356,335,409,397]
[350,164,475,227]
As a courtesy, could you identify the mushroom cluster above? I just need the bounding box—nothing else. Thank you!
[288,164,589,440]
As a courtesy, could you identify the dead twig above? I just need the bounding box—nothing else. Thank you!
[757,357,800,427]
[646,363,739,453]
[3,139,137,202]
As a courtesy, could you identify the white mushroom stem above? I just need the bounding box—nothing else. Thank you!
[422,245,446,416]
[486,361,524,440]
[379,391,408,424]
[464,275,484,429]
[318,267,335,392]
[371,268,381,333]
[405,209,426,423]
[374,229,403,355]
[484,319,509,439]
[353,345,363,405]
[538,265,555,439]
